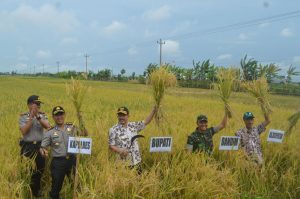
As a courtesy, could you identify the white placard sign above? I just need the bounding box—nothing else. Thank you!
[267,129,285,143]
[150,137,172,152]
[68,137,92,154]
[219,136,240,150]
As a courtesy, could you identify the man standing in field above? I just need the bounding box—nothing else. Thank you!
[40,106,88,199]
[19,95,51,197]
[108,106,157,174]
[235,112,270,165]
[186,110,228,154]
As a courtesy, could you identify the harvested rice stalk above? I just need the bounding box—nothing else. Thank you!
[66,77,89,134]
[215,68,237,118]
[243,77,272,115]
[287,109,300,135]
[148,67,177,125]
[66,77,89,199]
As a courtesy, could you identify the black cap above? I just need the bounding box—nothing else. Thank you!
[27,95,42,104]
[197,114,208,122]
[117,106,129,115]
[52,106,65,115]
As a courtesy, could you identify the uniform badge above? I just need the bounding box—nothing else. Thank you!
[54,132,58,136]
[67,127,71,132]
[55,143,59,146]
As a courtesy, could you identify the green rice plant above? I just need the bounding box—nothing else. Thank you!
[215,67,237,118]
[243,77,272,115]
[148,66,177,126]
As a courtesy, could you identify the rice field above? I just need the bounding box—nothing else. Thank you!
[0,76,299,199]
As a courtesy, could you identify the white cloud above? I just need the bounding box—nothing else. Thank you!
[128,47,138,55]
[61,37,78,45]
[36,50,51,59]
[280,28,294,37]
[217,54,232,60]
[161,40,180,56]
[293,56,300,62]
[144,5,171,21]
[10,4,79,32]
[102,21,126,35]
[238,33,248,40]
[258,22,270,28]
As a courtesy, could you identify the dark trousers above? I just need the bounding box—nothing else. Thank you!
[20,141,45,196]
[50,156,76,199]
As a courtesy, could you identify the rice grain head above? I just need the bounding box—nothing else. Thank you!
[148,66,177,125]
[214,67,237,118]
[242,77,272,115]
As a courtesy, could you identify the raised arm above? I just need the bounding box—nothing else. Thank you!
[144,105,158,126]
[262,113,271,127]
[215,111,228,131]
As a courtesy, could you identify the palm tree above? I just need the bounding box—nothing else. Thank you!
[286,65,300,83]
[240,55,258,81]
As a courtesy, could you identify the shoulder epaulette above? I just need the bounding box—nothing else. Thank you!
[47,126,54,131]
[66,122,73,126]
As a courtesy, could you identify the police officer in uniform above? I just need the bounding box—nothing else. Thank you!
[19,95,51,197]
[40,106,88,199]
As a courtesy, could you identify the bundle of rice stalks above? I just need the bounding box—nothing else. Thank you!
[214,68,237,118]
[66,77,89,135]
[287,109,300,135]
[66,77,89,199]
[148,67,177,125]
[243,77,272,115]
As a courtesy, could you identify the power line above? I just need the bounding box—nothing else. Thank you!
[10,9,300,73]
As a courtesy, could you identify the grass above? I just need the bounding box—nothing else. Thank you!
[0,76,299,199]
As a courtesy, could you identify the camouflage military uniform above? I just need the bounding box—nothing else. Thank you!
[235,123,266,164]
[108,121,145,166]
[186,127,219,154]
[41,123,78,199]
[19,111,49,196]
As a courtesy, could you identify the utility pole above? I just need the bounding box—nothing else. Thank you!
[84,54,89,79]
[56,61,60,73]
[157,38,165,66]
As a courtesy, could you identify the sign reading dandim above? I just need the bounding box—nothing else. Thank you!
[219,136,240,150]
[68,137,92,154]
[150,137,172,152]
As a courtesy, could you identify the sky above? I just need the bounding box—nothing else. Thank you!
[0,0,299,81]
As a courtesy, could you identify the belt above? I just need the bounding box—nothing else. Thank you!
[53,155,75,160]
[22,141,41,145]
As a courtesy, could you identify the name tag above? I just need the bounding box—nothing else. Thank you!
[68,137,92,155]
[150,137,172,152]
[267,129,285,143]
[219,136,240,150]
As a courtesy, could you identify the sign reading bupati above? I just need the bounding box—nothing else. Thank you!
[267,129,285,143]
[150,137,172,152]
[68,137,92,154]
[219,136,240,150]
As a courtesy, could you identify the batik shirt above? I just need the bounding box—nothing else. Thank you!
[108,121,145,166]
[235,123,266,164]
[186,127,219,154]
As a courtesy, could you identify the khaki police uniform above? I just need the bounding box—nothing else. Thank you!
[19,111,49,196]
[41,122,78,199]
